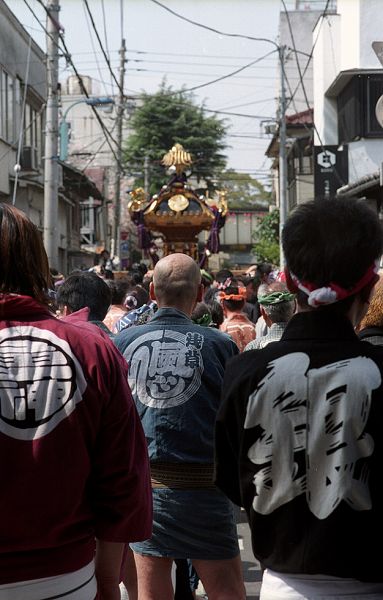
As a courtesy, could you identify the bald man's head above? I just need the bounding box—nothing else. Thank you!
[151,253,202,313]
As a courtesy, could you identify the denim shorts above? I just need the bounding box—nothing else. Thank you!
[130,488,240,560]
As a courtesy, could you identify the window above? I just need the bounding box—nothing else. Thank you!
[338,74,383,144]
[0,68,15,143]
[23,101,42,166]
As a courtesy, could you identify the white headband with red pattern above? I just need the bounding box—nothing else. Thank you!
[290,260,380,308]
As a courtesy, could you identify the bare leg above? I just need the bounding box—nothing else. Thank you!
[192,555,246,600]
[133,553,174,600]
[120,546,138,600]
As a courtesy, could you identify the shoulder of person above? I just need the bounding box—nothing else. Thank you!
[201,323,238,347]
[225,341,279,385]
[358,326,383,340]
[244,338,260,351]
[49,317,129,380]
[113,320,154,352]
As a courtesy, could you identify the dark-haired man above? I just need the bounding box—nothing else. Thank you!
[215,198,383,599]
[56,271,114,338]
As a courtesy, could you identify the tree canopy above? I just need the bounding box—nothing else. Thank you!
[123,82,228,195]
[252,208,280,265]
[216,169,272,209]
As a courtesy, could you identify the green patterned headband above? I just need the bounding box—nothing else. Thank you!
[192,313,212,327]
[258,291,295,306]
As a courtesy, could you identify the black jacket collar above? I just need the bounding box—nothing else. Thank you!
[281,310,358,343]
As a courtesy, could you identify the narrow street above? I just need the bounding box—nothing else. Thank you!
[237,510,262,600]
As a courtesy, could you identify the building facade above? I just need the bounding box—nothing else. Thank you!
[0,1,103,274]
[265,5,335,213]
[313,0,383,209]
[60,75,138,264]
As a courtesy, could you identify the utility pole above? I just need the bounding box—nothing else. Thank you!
[278,45,288,270]
[112,38,126,261]
[43,0,60,269]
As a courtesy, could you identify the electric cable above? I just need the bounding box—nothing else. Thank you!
[285,0,331,111]
[83,2,109,97]
[137,49,279,97]
[82,0,124,96]
[100,0,115,94]
[22,0,119,160]
[281,0,344,186]
[35,0,121,167]
[148,0,279,48]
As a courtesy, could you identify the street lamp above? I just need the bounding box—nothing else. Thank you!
[59,96,114,161]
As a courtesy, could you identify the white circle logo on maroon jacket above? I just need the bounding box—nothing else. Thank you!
[0,326,87,440]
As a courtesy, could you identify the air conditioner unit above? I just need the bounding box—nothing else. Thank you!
[20,146,39,171]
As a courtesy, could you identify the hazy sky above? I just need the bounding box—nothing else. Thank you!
[6,0,301,181]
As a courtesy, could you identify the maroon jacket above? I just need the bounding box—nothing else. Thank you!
[0,294,152,584]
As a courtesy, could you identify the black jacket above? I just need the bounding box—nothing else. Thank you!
[215,310,383,582]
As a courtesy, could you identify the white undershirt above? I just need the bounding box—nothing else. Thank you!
[0,561,96,600]
[261,568,383,600]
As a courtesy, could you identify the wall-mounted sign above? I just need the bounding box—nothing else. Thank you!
[314,145,348,200]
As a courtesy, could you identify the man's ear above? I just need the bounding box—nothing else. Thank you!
[284,268,299,294]
[149,281,156,301]
[260,306,272,327]
[196,283,203,303]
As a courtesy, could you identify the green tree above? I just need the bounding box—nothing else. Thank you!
[216,169,272,209]
[253,209,280,265]
[123,81,228,195]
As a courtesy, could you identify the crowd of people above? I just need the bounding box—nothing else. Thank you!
[1,196,383,600]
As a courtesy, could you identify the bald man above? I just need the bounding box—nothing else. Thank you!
[115,253,245,600]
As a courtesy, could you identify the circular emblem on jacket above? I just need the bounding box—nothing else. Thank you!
[124,329,205,408]
[0,326,87,440]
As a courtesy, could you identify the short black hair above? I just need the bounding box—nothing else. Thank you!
[130,271,143,285]
[124,284,149,310]
[107,278,131,304]
[215,269,233,283]
[283,197,383,299]
[209,299,224,327]
[191,302,212,322]
[56,272,111,321]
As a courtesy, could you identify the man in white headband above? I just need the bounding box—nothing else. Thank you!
[215,197,383,600]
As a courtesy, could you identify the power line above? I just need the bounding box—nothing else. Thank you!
[45,56,279,70]
[148,0,279,49]
[135,49,279,97]
[60,48,277,61]
[285,0,331,111]
[82,2,109,97]
[23,0,116,161]
[82,0,124,95]
[22,0,65,56]
[281,0,345,186]
[204,108,273,119]
[126,58,279,70]
[100,0,115,95]
[125,66,309,81]
[34,0,121,167]
[218,98,276,111]
[281,0,312,112]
